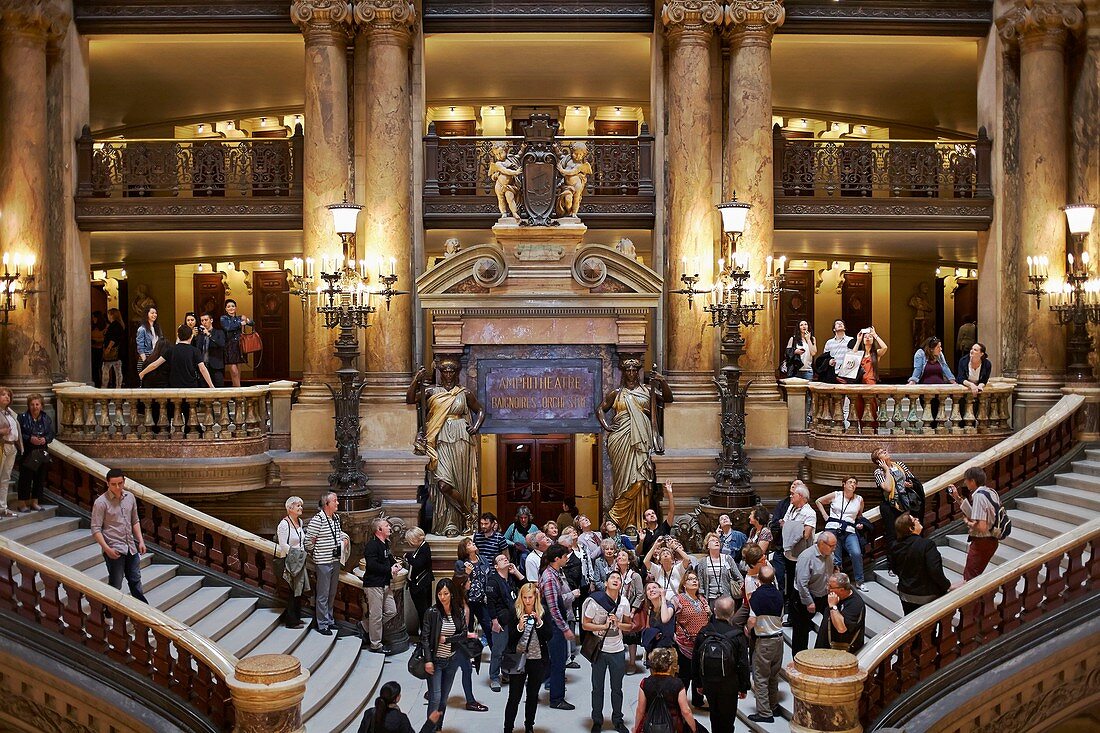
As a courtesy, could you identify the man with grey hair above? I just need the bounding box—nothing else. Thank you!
[781,481,817,621]
[793,531,837,654]
[525,531,550,581]
[361,516,400,653]
[305,492,347,635]
[815,572,866,652]
[747,565,785,723]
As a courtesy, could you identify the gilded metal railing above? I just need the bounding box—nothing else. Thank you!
[46,441,366,620]
[76,126,303,199]
[0,535,237,729]
[774,128,992,199]
[856,517,1098,724]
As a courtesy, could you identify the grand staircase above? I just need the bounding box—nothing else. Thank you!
[739,445,1100,732]
[0,503,383,733]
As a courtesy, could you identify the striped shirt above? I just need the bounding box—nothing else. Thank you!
[472,531,509,563]
[305,511,343,565]
[438,616,456,659]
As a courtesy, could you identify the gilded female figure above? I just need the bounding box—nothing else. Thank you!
[407,360,485,537]
[597,359,673,533]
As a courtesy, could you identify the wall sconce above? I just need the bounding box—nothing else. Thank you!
[0,253,38,326]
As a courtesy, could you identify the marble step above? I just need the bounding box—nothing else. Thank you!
[29,529,98,559]
[164,586,231,626]
[304,647,385,732]
[1053,471,1100,493]
[192,597,259,642]
[219,607,284,658]
[301,636,364,720]
[0,506,57,531]
[1,515,79,545]
[1036,483,1100,511]
[1067,459,1100,479]
[1013,497,1098,526]
[859,581,904,623]
[145,575,204,612]
[945,535,1026,564]
[248,619,315,660]
[1006,509,1076,540]
[288,628,342,674]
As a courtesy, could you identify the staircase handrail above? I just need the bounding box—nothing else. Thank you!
[0,534,237,727]
[46,439,365,593]
[855,515,1098,723]
[862,393,1084,526]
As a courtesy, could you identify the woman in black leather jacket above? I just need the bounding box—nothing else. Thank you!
[503,582,553,733]
[421,578,480,731]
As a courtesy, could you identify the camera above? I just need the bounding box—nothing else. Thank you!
[947,486,956,496]
[525,615,535,627]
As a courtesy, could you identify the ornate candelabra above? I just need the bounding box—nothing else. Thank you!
[0,253,37,326]
[1025,204,1099,382]
[675,196,769,509]
[298,197,408,511]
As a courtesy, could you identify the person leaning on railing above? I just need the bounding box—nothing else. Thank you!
[957,342,992,397]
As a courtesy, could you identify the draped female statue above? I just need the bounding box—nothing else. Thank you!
[596,359,673,533]
[406,359,485,537]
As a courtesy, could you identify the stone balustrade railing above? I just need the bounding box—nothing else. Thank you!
[53,381,296,456]
[856,393,1083,568]
[855,516,1098,725]
[46,440,366,622]
[0,534,238,729]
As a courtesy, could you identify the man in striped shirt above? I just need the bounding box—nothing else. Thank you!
[305,492,346,635]
[539,544,579,711]
[472,512,509,565]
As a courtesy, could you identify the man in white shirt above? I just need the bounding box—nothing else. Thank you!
[581,570,631,733]
[525,531,550,581]
[781,483,817,619]
[823,319,855,367]
[953,466,1001,583]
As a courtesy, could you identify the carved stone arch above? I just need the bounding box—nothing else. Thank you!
[570,243,662,294]
[416,243,509,295]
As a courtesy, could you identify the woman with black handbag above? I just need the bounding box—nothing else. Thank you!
[16,394,53,513]
[421,578,483,731]
[405,527,433,633]
[448,573,489,712]
[783,320,816,380]
[502,582,551,733]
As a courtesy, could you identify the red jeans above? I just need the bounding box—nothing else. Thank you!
[963,537,998,581]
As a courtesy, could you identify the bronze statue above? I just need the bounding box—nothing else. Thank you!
[596,359,673,533]
[406,359,485,537]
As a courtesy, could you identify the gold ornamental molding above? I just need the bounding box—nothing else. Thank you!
[290,0,353,45]
[661,0,723,46]
[353,0,417,44]
[0,0,67,41]
[996,0,1085,52]
[725,0,785,47]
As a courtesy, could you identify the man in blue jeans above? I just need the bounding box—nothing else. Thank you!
[538,544,578,710]
[581,570,631,733]
[90,468,148,603]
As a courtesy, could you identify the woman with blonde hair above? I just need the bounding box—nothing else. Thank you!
[405,527,433,632]
[0,386,20,517]
[632,647,698,733]
[502,582,551,733]
[275,496,308,628]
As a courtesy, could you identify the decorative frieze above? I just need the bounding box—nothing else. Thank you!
[353,0,417,43]
[290,0,353,44]
[725,0,785,47]
[996,0,1084,52]
[661,0,723,45]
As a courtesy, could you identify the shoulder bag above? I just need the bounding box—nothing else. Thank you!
[580,626,607,664]
[239,323,263,355]
[407,644,430,680]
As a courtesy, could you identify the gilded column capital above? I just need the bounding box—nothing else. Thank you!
[662,0,724,47]
[354,0,417,45]
[0,0,58,41]
[996,0,1084,52]
[724,0,785,47]
[291,0,353,45]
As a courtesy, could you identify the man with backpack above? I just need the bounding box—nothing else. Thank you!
[954,466,1009,582]
[694,596,750,733]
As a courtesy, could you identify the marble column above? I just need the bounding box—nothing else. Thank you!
[291,0,352,403]
[726,1,784,401]
[997,0,1084,423]
[0,0,58,402]
[662,0,723,401]
[353,0,416,401]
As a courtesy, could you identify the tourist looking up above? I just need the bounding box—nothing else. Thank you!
[538,544,579,710]
[581,569,631,733]
[644,536,692,600]
[888,512,950,614]
[671,570,710,708]
[780,482,817,616]
[485,552,525,691]
[815,476,868,590]
[784,319,817,379]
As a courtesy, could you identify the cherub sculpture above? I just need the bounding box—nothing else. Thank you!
[557,141,593,218]
[488,143,521,220]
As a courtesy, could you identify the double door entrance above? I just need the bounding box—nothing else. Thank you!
[497,434,574,528]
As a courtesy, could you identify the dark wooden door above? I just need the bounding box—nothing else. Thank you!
[841,271,873,335]
[498,435,575,528]
[778,269,815,359]
[193,273,226,324]
[252,270,289,380]
[953,279,978,361]
[593,120,638,136]
[434,120,476,137]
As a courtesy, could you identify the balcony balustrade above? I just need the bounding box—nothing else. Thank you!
[422,124,656,228]
[52,381,295,459]
[74,126,303,231]
[773,127,994,230]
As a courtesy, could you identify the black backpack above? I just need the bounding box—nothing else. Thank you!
[696,628,737,681]
[643,689,674,733]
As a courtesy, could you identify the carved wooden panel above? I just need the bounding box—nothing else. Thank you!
[193,274,225,325]
[434,120,477,137]
[252,270,289,380]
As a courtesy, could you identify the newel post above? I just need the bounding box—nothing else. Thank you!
[226,654,309,733]
[266,380,297,452]
[787,649,868,733]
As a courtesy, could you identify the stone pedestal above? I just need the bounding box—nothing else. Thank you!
[662,0,722,401]
[292,0,352,402]
[786,649,867,733]
[226,654,309,733]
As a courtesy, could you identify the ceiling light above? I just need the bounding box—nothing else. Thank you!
[197,264,204,272]
[801,260,809,268]
[800,119,808,127]
[489,105,496,111]
[863,262,870,271]
[573,106,581,112]
[119,269,126,279]
[295,114,302,123]
[226,121,234,130]
[197,123,205,133]
[859,125,867,134]
[614,106,622,113]
[935,267,942,277]
[449,106,455,112]
[260,117,267,126]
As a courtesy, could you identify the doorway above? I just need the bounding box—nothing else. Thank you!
[497,434,574,528]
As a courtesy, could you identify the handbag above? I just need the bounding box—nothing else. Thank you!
[22,447,48,472]
[239,324,263,355]
[456,636,484,660]
[407,645,430,680]
[630,607,648,634]
[103,342,119,361]
[580,627,606,664]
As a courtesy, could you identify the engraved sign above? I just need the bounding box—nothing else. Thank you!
[478,358,602,433]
